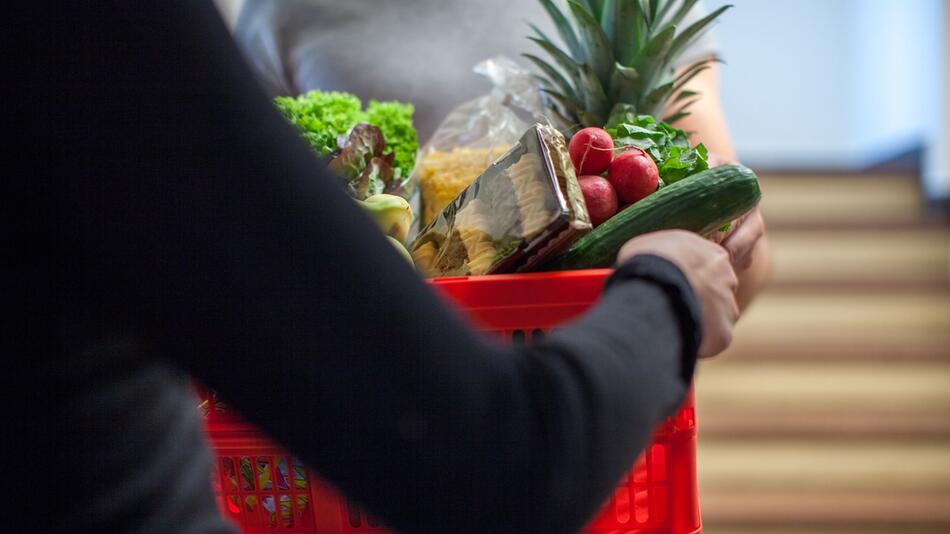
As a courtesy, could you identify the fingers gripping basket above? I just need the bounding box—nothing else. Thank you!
[199,270,701,533]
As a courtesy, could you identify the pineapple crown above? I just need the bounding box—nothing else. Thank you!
[524,0,732,130]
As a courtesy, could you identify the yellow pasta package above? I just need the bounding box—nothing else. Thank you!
[407,57,554,239]
[411,124,591,277]
[419,147,510,224]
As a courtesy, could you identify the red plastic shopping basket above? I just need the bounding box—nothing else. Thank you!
[200,269,700,533]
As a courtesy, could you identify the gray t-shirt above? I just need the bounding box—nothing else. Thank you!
[236,0,718,140]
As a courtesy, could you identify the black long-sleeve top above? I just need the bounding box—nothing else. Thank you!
[7,2,701,533]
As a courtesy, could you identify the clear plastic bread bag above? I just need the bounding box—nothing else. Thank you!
[409,56,554,236]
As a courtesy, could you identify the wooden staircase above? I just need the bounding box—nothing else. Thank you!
[695,173,950,533]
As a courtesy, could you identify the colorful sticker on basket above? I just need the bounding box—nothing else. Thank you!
[262,495,277,527]
[279,494,293,528]
[295,495,309,517]
[292,457,308,490]
[239,457,255,491]
[257,457,273,490]
[244,495,258,513]
[221,458,239,492]
[275,456,290,490]
[226,495,240,515]
[198,390,228,417]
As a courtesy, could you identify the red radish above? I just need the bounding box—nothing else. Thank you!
[569,127,614,175]
[607,148,659,204]
[577,175,618,227]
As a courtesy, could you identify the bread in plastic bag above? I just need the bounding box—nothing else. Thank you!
[413,56,551,228]
[411,124,592,278]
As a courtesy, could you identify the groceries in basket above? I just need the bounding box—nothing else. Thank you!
[411,123,592,277]
[543,108,761,271]
[275,90,419,258]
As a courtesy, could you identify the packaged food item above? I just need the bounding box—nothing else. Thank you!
[412,56,551,229]
[419,146,510,224]
[411,124,592,277]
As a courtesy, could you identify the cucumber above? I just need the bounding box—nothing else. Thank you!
[545,164,762,270]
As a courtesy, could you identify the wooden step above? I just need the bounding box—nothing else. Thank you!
[759,174,931,229]
[724,290,950,362]
[697,434,950,500]
[767,228,949,288]
[701,490,950,530]
[698,438,950,523]
[695,362,950,437]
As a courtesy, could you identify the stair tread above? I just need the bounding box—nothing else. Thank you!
[730,291,950,343]
[698,438,950,492]
[767,228,949,285]
[701,489,950,525]
[699,411,950,438]
[760,174,928,228]
[696,361,950,411]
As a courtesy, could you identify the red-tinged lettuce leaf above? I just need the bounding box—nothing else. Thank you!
[328,124,388,198]
[356,154,396,198]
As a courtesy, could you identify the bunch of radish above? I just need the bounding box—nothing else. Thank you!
[568,127,659,227]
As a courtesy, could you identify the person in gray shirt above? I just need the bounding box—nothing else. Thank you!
[235,0,719,139]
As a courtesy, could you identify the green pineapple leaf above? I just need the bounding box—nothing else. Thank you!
[527,36,582,84]
[523,53,579,101]
[646,0,661,27]
[578,0,606,19]
[670,89,699,105]
[644,80,676,109]
[577,63,611,122]
[609,62,641,104]
[661,0,702,31]
[653,0,680,27]
[601,0,643,65]
[642,24,676,59]
[538,0,586,60]
[567,1,616,88]
[529,0,731,131]
[672,57,719,93]
[542,88,586,118]
[663,97,699,124]
[669,5,733,61]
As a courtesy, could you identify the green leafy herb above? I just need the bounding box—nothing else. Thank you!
[365,100,418,182]
[274,91,364,158]
[274,90,418,185]
[605,106,708,184]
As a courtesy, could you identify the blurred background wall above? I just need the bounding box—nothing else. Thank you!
[699,2,950,534]
[709,0,947,200]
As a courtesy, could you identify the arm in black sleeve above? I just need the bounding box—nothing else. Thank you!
[51,2,701,533]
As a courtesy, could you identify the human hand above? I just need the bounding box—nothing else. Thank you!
[711,206,766,272]
[618,230,739,358]
[706,153,766,272]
